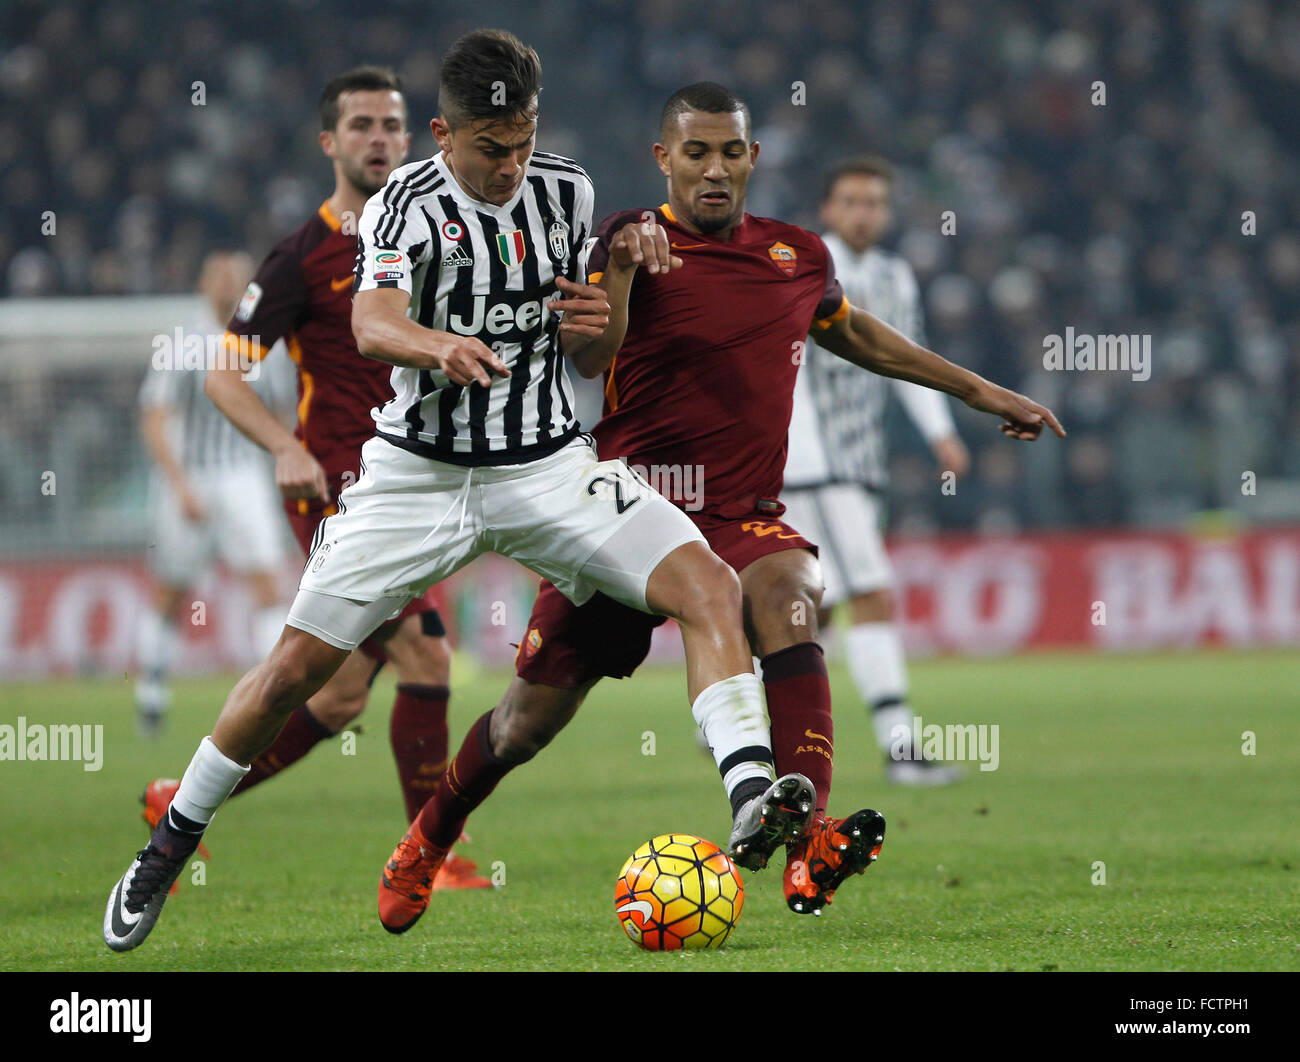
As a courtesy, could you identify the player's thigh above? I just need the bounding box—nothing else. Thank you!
[212,464,289,575]
[780,487,846,608]
[642,539,742,624]
[293,439,482,651]
[379,608,451,686]
[484,438,705,613]
[306,647,378,731]
[691,511,822,656]
[737,546,824,654]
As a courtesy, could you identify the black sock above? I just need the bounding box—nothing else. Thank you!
[728,776,771,818]
[164,806,207,836]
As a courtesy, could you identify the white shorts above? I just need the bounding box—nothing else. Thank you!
[780,484,893,607]
[148,464,287,585]
[287,435,705,651]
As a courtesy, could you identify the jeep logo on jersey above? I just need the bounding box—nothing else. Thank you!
[446,285,556,342]
[496,229,527,268]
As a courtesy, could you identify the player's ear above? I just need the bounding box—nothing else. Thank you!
[319,129,338,160]
[652,142,671,177]
[430,117,452,154]
[401,130,412,161]
[749,140,760,166]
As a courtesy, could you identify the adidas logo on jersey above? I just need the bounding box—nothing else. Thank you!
[442,244,472,269]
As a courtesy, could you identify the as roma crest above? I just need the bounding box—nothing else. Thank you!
[768,241,797,277]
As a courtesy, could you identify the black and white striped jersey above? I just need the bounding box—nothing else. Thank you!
[138,311,294,471]
[354,150,595,466]
[785,236,955,491]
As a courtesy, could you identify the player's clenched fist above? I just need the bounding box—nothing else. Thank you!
[274,443,330,501]
[606,220,683,275]
[433,335,512,388]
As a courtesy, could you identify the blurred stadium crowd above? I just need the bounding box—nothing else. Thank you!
[3,0,1298,532]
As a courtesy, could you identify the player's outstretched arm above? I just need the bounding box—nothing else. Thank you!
[562,220,682,379]
[817,304,1065,441]
[352,287,510,387]
[205,356,329,501]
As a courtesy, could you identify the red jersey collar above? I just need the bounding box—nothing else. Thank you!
[659,202,749,242]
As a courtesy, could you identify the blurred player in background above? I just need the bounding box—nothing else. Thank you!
[782,158,968,785]
[141,67,488,889]
[135,251,294,736]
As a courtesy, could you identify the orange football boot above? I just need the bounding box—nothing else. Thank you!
[432,847,493,890]
[379,820,449,933]
[784,808,886,915]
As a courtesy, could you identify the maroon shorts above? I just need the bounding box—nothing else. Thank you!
[288,501,445,661]
[514,511,816,688]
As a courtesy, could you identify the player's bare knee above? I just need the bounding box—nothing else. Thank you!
[492,720,548,764]
[759,574,818,629]
[308,688,365,731]
[257,657,316,713]
[490,704,555,763]
[490,681,581,763]
[872,587,895,618]
[745,573,821,656]
[258,636,338,714]
[677,553,742,630]
[386,615,452,686]
[852,587,894,624]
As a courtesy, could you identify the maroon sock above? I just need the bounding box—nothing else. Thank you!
[762,642,834,816]
[230,705,334,797]
[416,710,511,848]
[390,683,450,823]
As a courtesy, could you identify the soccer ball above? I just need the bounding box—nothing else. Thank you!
[615,833,744,950]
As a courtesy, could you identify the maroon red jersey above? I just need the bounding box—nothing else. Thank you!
[224,201,393,513]
[588,203,848,518]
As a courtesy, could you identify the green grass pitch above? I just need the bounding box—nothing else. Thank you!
[1,650,1296,971]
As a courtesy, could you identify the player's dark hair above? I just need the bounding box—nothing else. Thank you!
[319,66,405,132]
[660,82,752,141]
[438,29,542,130]
[821,156,895,202]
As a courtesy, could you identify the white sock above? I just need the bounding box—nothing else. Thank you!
[845,622,913,751]
[691,672,775,797]
[168,736,251,829]
[136,606,177,682]
[252,605,286,657]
